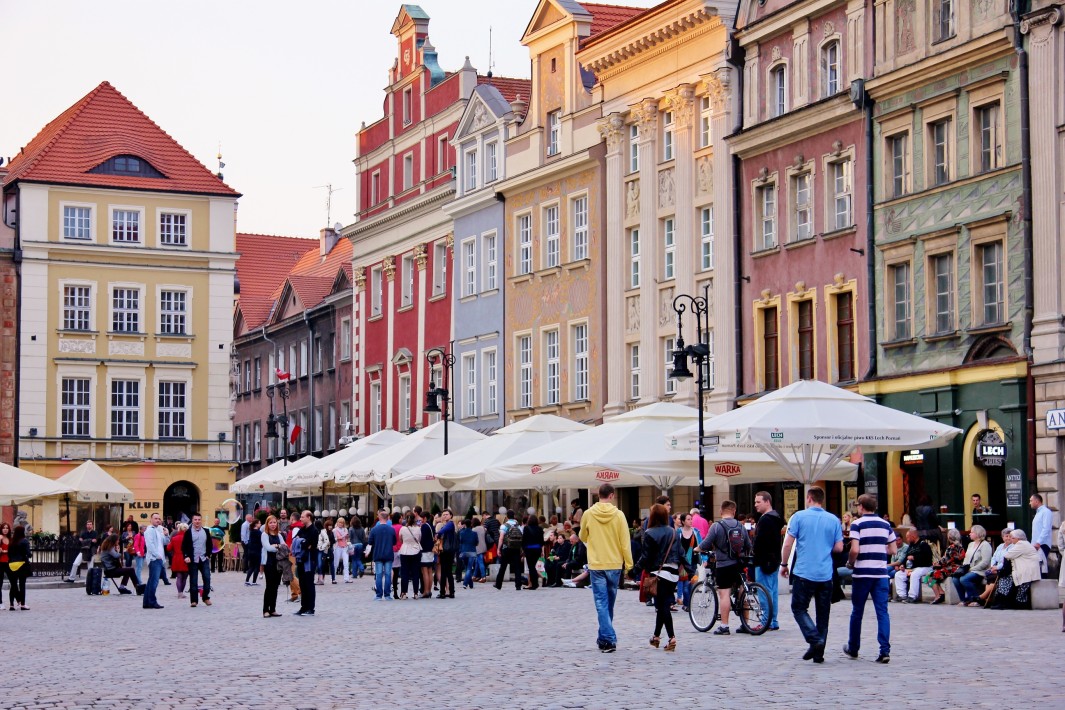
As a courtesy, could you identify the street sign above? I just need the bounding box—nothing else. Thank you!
[700,435,720,446]
[1048,408,1065,431]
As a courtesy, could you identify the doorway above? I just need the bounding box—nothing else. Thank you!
[163,480,200,523]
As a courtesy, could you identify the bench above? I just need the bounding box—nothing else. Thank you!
[1031,579,1061,610]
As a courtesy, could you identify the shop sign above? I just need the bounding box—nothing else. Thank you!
[128,501,161,510]
[1047,408,1065,431]
[902,450,924,465]
[712,462,742,477]
[1005,468,1023,508]
[595,469,620,482]
[975,430,1007,467]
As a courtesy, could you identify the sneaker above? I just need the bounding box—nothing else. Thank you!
[842,644,859,660]
[713,626,731,636]
[600,643,616,653]
[562,579,577,588]
[64,578,76,583]
[735,626,751,635]
[875,654,890,664]
[118,586,132,595]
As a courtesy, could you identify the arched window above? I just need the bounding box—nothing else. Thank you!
[770,65,787,117]
[821,40,840,97]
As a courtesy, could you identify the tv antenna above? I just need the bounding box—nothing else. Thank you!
[487,26,495,78]
[313,184,344,227]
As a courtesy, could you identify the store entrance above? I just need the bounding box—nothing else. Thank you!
[163,480,200,523]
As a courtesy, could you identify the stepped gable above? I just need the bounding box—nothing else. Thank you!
[3,81,239,196]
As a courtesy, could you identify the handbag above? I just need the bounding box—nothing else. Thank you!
[951,564,971,579]
[639,529,676,600]
[432,537,443,555]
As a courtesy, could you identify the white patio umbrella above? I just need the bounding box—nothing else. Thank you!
[485,402,857,491]
[666,380,963,484]
[230,456,320,494]
[55,460,134,503]
[0,462,73,505]
[257,455,323,492]
[313,430,409,484]
[343,420,486,484]
[387,414,591,495]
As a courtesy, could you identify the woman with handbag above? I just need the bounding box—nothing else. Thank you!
[0,522,11,608]
[640,504,688,652]
[260,515,283,617]
[927,528,965,604]
[398,513,422,599]
[316,518,335,585]
[167,523,189,598]
[951,524,992,606]
[677,513,701,612]
[8,525,31,610]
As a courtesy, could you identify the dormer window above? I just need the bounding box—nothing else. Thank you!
[89,154,164,178]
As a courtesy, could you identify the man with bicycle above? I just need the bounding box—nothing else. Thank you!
[697,500,751,636]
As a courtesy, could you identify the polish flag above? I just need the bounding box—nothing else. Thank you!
[289,425,302,445]
[276,368,291,382]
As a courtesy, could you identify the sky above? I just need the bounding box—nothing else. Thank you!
[1,0,659,238]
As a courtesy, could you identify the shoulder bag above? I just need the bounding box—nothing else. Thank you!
[639,529,676,600]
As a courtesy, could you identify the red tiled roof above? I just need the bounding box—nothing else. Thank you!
[235,233,316,330]
[287,236,353,283]
[285,274,335,312]
[582,3,648,38]
[477,75,532,104]
[237,295,276,332]
[3,81,239,196]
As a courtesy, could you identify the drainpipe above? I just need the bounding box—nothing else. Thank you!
[727,36,746,403]
[305,311,316,457]
[11,186,22,468]
[855,80,877,382]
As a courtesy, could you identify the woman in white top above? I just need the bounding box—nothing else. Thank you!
[398,513,422,599]
[333,517,351,583]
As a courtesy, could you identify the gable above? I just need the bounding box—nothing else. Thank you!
[273,282,306,323]
[455,94,500,141]
[523,0,589,43]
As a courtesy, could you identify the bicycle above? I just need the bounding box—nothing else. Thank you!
[688,556,773,635]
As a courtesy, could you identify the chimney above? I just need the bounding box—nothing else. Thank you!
[320,227,339,256]
[510,94,528,121]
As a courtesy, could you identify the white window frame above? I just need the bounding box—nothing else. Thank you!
[518,334,533,409]
[253,421,262,462]
[157,380,188,439]
[403,152,414,191]
[62,282,93,332]
[61,376,92,437]
[664,337,677,395]
[61,202,94,241]
[370,381,382,433]
[544,329,560,406]
[629,228,640,289]
[110,378,140,438]
[662,218,675,280]
[628,124,640,173]
[821,40,840,98]
[464,147,478,192]
[930,118,952,186]
[629,344,640,400]
[662,110,674,161]
[544,204,560,268]
[517,213,533,275]
[699,96,712,148]
[572,195,588,261]
[157,209,190,248]
[462,238,477,298]
[929,250,956,335]
[547,110,561,156]
[399,374,411,431]
[485,140,498,183]
[700,207,714,271]
[371,170,382,205]
[935,0,955,42]
[829,159,853,230]
[463,353,477,418]
[757,181,777,250]
[975,240,1005,326]
[483,231,498,291]
[401,254,414,307]
[403,86,413,126]
[340,317,352,361]
[110,206,143,245]
[483,348,498,415]
[158,287,189,335]
[769,64,787,118]
[371,267,383,317]
[432,241,448,296]
[299,339,309,377]
[890,261,912,341]
[437,135,450,175]
[573,322,589,401]
[792,171,812,242]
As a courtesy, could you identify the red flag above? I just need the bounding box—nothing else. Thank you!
[276,368,291,382]
[290,425,302,445]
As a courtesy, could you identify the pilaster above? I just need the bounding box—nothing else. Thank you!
[634,98,661,402]
[667,84,698,406]
[600,113,627,417]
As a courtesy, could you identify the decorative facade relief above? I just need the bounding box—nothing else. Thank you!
[109,340,144,356]
[63,443,90,459]
[658,168,675,209]
[896,0,916,54]
[58,339,95,354]
[112,444,139,459]
[470,102,491,131]
[625,179,641,218]
[626,295,641,334]
[696,157,713,194]
[597,113,626,153]
[382,255,396,281]
[632,99,658,133]
[972,0,996,24]
[159,445,187,459]
[353,266,366,290]
[658,286,676,327]
[665,85,695,126]
[157,342,192,358]
[704,68,731,112]
[413,243,427,270]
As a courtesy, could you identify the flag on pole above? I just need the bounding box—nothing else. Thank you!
[290,425,302,445]
[276,369,291,382]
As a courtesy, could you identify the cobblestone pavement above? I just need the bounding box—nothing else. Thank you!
[2,571,1061,709]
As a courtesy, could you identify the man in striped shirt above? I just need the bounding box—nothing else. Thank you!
[843,494,897,664]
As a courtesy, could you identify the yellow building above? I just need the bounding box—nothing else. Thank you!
[2,82,239,532]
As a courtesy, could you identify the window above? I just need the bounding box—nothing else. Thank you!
[664,337,677,395]
[243,360,251,392]
[757,184,777,249]
[89,155,163,178]
[792,172,812,241]
[462,239,476,297]
[464,148,478,191]
[341,401,351,438]
[662,111,674,161]
[763,307,779,390]
[299,339,309,377]
[159,212,187,247]
[545,330,560,405]
[401,254,414,307]
[437,135,449,174]
[930,119,951,186]
[975,104,1000,172]
[662,218,675,280]
[299,410,308,452]
[703,328,716,388]
[629,344,640,400]
[463,354,477,418]
[484,233,497,291]
[403,87,413,125]
[236,426,244,462]
[518,335,533,408]
[547,110,561,156]
[399,375,411,431]
[371,171,382,205]
[930,252,955,334]
[314,336,323,374]
[699,96,712,148]
[977,241,1004,325]
[63,206,92,240]
[158,381,186,438]
[544,205,560,268]
[254,356,262,389]
[517,214,532,275]
[340,318,352,360]
[288,344,297,379]
[836,292,855,382]
[370,381,381,433]
[700,207,714,270]
[110,379,139,438]
[61,378,91,437]
[253,421,262,462]
[888,134,909,198]
[935,0,955,42]
[403,153,414,191]
[822,41,840,97]
[63,285,91,331]
[159,290,187,335]
[770,66,787,117]
[269,351,277,385]
[112,288,139,333]
[485,141,498,183]
[371,267,383,317]
[628,124,640,173]
[830,160,853,230]
[573,323,588,401]
[112,209,140,243]
[629,228,640,288]
[572,196,588,261]
[890,262,912,340]
[433,241,448,296]
[484,350,498,415]
[797,300,814,380]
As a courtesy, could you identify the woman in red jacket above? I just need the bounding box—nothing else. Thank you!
[167,523,189,599]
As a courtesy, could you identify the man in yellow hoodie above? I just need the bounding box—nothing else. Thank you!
[579,483,633,652]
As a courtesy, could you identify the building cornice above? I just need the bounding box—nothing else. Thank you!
[442,185,502,219]
[735,0,842,45]
[343,185,455,240]
[727,94,860,158]
[866,30,1013,99]
[496,150,594,196]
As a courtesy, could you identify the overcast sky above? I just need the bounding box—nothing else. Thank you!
[1,0,658,238]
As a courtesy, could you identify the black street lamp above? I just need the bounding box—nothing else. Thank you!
[668,289,713,518]
[424,346,455,507]
[265,380,291,466]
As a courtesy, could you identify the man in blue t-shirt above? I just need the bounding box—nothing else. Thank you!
[780,487,843,664]
[843,494,897,664]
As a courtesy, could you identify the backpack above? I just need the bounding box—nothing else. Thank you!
[720,519,747,560]
[504,523,524,551]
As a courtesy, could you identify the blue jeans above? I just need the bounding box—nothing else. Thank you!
[374,560,393,598]
[791,575,833,647]
[676,579,690,606]
[589,568,622,646]
[188,558,211,603]
[351,544,365,576]
[755,566,780,629]
[848,576,890,656]
[134,556,144,580]
[318,551,334,581]
[143,559,163,608]
[461,552,479,587]
[952,571,984,603]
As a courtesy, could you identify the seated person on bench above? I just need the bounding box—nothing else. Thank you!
[99,534,143,595]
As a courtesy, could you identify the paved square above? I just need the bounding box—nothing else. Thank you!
[2,573,1060,708]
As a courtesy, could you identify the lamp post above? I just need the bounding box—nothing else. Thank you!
[424,346,455,508]
[668,290,713,518]
[265,381,291,465]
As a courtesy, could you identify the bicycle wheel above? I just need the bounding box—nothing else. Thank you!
[688,579,719,632]
[736,581,773,636]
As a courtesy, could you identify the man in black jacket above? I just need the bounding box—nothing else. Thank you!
[893,529,933,602]
[181,514,213,607]
[754,491,785,631]
[294,511,319,615]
